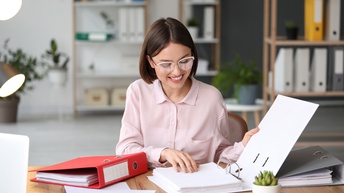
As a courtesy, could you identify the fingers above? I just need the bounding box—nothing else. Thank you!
[242,127,260,146]
[161,148,198,173]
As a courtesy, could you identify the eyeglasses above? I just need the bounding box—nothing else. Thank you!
[153,56,194,72]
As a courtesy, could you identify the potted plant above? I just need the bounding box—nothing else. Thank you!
[42,39,69,86]
[252,170,281,193]
[285,20,299,40]
[211,54,262,104]
[0,39,45,122]
[187,17,199,39]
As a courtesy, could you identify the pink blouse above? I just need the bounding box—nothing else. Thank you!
[116,78,244,167]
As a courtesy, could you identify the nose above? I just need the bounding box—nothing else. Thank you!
[170,63,182,73]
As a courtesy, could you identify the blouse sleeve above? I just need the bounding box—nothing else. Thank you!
[216,105,245,164]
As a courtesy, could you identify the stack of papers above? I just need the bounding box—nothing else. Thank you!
[278,168,333,186]
[148,162,242,193]
[36,169,98,186]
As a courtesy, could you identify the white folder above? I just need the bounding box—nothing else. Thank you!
[325,0,341,41]
[274,48,294,93]
[135,7,145,41]
[203,6,214,40]
[331,47,344,91]
[294,48,310,92]
[236,95,319,191]
[310,48,327,92]
[118,8,128,41]
[128,8,136,42]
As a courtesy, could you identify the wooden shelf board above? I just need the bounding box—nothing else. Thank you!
[265,37,344,46]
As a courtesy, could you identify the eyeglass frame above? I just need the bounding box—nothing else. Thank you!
[150,56,195,72]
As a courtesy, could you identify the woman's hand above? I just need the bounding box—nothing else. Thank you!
[242,127,260,146]
[160,148,199,173]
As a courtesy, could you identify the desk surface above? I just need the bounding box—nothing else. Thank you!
[27,166,344,193]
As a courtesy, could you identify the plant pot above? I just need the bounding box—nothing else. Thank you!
[0,96,20,123]
[252,184,281,193]
[187,26,199,39]
[286,27,298,40]
[236,84,259,105]
[48,68,67,86]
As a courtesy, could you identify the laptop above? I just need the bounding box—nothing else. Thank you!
[0,133,29,193]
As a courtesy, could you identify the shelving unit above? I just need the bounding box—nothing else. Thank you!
[73,0,148,116]
[262,0,344,114]
[179,0,221,74]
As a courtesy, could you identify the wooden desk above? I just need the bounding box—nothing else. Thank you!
[28,166,344,193]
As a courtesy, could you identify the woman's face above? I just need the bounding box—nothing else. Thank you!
[148,42,194,93]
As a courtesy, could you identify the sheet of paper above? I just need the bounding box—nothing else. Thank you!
[236,95,319,190]
[65,182,155,193]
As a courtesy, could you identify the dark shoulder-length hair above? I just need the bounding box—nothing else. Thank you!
[139,17,198,84]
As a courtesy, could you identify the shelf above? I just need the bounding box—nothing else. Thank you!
[75,40,143,46]
[193,38,219,44]
[76,105,125,112]
[183,0,219,6]
[264,88,344,97]
[74,1,146,7]
[265,37,344,46]
[77,71,140,78]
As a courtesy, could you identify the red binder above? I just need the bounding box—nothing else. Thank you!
[30,152,148,189]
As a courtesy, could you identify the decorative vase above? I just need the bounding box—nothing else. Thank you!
[237,84,259,105]
[0,96,20,123]
[286,27,298,40]
[48,68,67,86]
[187,26,199,39]
[252,184,281,193]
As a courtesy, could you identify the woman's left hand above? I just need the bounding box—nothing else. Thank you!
[242,127,259,146]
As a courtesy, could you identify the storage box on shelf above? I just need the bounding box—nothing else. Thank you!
[262,0,344,114]
[179,0,220,75]
[73,0,148,115]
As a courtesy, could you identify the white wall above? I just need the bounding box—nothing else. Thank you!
[0,0,178,117]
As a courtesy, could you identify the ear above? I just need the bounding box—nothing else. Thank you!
[146,55,155,69]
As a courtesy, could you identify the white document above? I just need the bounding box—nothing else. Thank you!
[203,6,214,39]
[148,162,242,193]
[118,8,128,41]
[65,182,155,193]
[294,48,310,92]
[135,7,145,41]
[310,48,327,92]
[235,95,319,191]
[274,48,294,92]
[325,0,341,41]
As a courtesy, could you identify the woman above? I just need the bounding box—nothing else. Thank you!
[116,17,259,173]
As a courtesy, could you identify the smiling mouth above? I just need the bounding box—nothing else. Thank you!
[170,75,183,81]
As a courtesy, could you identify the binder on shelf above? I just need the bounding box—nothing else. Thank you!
[294,48,310,92]
[329,47,344,91]
[310,48,327,92]
[128,7,136,41]
[325,0,341,41]
[30,152,148,189]
[135,7,145,41]
[118,7,129,41]
[274,48,294,93]
[305,0,324,41]
[203,6,215,39]
[75,32,112,42]
[149,95,322,192]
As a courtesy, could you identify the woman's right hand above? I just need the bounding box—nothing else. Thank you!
[160,148,199,173]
